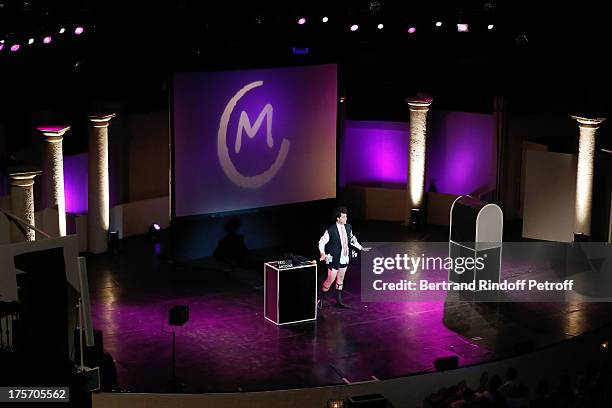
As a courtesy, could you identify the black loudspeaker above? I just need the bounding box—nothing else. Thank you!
[109,231,120,253]
[348,393,387,408]
[14,248,70,384]
[434,355,459,371]
[513,339,534,354]
[168,305,189,326]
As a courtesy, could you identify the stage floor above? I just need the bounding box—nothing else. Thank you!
[86,221,612,393]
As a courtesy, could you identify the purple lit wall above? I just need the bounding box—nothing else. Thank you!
[340,121,409,188]
[341,111,496,196]
[63,153,88,214]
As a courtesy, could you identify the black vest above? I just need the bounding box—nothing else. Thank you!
[325,223,352,262]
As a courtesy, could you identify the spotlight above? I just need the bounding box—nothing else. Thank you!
[327,399,345,408]
[410,208,423,228]
[322,16,329,23]
[369,1,382,12]
[149,224,162,241]
[487,24,494,30]
[515,33,528,45]
[0,43,4,51]
[602,340,609,350]
[297,17,306,25]
[75,26,84,35]
[457,23,469,32]
[377,23,384,30]
[59,27,66,34]
[407,26,416,34]
[43,36,52,44]
[435,21,443,27]
[10,44,20,52]
[28,38,34,45]
[350,24,359,32]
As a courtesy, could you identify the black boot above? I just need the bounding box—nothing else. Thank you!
[336,289,350,309]
[318,290,327,309]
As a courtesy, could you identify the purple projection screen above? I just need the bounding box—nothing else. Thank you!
[173,64,337,217]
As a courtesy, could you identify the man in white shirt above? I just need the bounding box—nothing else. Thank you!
[318,206,370,308]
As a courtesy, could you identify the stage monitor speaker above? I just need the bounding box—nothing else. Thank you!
[347,393,387,408]
[169,305,189,326]
[434,355,459,371]
[75,366,100,392]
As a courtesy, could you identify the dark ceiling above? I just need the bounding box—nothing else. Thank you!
[0,0,610,123]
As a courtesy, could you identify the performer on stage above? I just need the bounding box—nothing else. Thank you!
[318,206,370,309]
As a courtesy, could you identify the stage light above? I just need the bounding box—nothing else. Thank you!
[43,36,52,44]
[75,26,84,35]
[487,24,494,30]
[377,23,384,30]
[602,340,609,350]
[151,223,161,232]
[297,17,306,25]
[327,399,345,408]
[0,43,4,51]
[457,23,469,32]
[322,16,329,23]
[10,44,20,52]
[28,38,34,45]
[407,26,416,34]
[435,21,443,27]
[350,24,359,32]
[59,27,66,34]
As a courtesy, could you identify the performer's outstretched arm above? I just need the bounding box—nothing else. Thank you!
[350,232,371,252]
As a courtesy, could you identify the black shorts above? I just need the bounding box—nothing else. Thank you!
[328,261,348,270]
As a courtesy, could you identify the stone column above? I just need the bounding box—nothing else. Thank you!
[571,115,606,237]
[87,114,115,253]
[405,97,433,224]
[9,171,42,242]
[38,126,70,236]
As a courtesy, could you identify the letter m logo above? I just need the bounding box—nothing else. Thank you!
[235,104,274,153]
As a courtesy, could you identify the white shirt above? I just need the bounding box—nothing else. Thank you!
[318,223,363,264]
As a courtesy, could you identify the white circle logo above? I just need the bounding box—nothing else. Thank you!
[217,81,291,188]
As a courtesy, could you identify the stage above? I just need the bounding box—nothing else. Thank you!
[86,221,612,393]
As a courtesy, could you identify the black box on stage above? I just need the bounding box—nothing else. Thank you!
[168,305,189,326]
[348,393,387,408]
[434,355,459,371]
[264,261,317,325]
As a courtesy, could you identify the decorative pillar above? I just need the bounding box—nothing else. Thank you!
[38,126,70,237]
[87,113,115,253]
[405,97,433,224]
[9,171,42,242]
[570,115,606,238]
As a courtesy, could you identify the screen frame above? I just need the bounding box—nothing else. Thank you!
[168,63,341,222]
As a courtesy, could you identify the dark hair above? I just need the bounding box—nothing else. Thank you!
[489,374,503,392]
[334,206,348,221]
